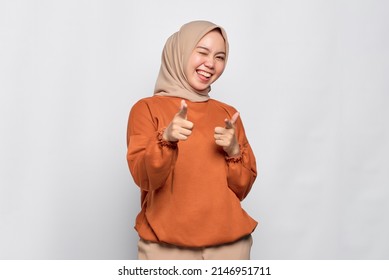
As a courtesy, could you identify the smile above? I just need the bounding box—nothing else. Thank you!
[196,70,212,78]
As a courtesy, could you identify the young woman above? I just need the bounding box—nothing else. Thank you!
[127,20,258,260]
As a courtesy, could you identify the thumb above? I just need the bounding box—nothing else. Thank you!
[225,112,240,129]
[177,100,188,119]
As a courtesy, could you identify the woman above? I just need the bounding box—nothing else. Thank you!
[127,20,257,260]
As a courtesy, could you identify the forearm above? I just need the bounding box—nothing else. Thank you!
[128,129,178,191]
[226,144,257,200]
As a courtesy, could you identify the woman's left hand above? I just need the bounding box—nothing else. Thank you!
[214,112,240,157]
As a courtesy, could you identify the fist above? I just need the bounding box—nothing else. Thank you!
[214,112,240,157]
[163,100,194,142]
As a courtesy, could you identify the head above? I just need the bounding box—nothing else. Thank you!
[184,29,227,91]
[154,20,229,102]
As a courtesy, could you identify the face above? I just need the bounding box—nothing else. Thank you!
[184,30,226,92]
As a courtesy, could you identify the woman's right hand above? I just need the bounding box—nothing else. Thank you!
[163,100,194,142]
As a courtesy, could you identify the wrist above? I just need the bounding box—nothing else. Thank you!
[225,145,240,157]
[162,129,169,141]
[162,128,178,143]
[158,129,178,148]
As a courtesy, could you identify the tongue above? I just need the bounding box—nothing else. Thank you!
[198,71,210,79]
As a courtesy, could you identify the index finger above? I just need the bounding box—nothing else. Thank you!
[177,100,188,119]
[225,112,240,129]
[231,112,239,125]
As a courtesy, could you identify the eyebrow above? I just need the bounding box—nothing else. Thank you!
[196,46,226,56]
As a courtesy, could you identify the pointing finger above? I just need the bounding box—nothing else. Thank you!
[177,100,188,119]
[225,112,239,129]
[231,112,239,125]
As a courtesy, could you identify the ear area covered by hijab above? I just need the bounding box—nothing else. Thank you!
[154,20,229,102]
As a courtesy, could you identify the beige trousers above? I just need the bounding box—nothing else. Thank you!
[138,235,253,260]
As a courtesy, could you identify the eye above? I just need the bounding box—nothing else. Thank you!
[216,56,225,61]
[198,51,208,56]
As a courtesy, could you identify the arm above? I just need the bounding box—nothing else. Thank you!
[215,113,257,200]
[225,137,257,201]
[126,100,178,192]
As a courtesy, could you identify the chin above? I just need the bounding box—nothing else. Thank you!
[195,86,210,92]
[194,81,213,92]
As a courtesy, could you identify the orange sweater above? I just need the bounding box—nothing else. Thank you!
[127,96,257,247]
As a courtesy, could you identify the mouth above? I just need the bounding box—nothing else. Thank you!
[196,70,212,80]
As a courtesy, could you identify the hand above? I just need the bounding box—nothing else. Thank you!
[163,100,194,142]
[214,112,240,157]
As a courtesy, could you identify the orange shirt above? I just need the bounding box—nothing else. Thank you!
[127,96,258,247]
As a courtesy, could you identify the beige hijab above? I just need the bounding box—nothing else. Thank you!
[154,20,229,102]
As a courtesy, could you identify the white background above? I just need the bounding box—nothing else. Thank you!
[1,0,388,259]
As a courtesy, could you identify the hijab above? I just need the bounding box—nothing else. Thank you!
[154,20,229,102]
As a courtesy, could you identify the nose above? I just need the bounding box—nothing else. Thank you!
[204,56,215,69]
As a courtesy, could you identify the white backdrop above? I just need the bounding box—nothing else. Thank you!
[1,0,388,259]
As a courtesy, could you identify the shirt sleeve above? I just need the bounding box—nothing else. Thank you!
[126,100,178,192]
[225,117,257,201]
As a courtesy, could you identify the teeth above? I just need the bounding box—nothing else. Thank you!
[197,70,211,78]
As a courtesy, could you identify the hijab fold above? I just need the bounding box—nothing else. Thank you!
[154,20,229,102]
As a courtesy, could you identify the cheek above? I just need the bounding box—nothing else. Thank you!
[185,58,197,77]
[189,55,204,69]
[215,63,226,75]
